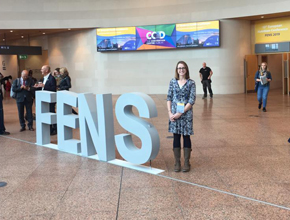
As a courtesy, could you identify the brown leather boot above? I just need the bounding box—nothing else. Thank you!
[173,148,181,172]
[183,148,192,172]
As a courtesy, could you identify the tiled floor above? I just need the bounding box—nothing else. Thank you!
[1,90,290,219]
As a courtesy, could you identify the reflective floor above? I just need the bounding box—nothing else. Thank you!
[1,90,290,219]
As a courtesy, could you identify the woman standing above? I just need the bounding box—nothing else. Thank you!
[167,61,196,172]
[255,62,272,112]
[58,67,72,91]
[58,67,77,114]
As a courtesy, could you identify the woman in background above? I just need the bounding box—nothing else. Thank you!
[167,61,196,172]
[255,62,272,112]
[58,67,77,114]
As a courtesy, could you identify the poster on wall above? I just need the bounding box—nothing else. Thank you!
[96,20,220,52]
[97,27,136,51]
[176,21,220,48]
[255,17,290,44]
[136,24,176,50]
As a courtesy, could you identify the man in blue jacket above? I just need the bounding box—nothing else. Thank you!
[12,70,35,131]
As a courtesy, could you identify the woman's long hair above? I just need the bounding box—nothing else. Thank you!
[60,67,69,78]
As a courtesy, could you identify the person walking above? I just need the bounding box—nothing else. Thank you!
[199,62,213,99]
[255,62,272,112]
[167,61,196,172]
[12,70,35,131]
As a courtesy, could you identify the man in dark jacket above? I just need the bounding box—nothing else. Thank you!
[12,70,35,131]
[34,65,57,135]
[0,75,11,135]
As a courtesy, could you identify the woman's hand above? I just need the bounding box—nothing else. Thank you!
[168,111,175,122]
[256,79,261,82]
[266,78,271,82]
[173,113,182,120]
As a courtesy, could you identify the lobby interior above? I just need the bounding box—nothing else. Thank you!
[1,0,290,219]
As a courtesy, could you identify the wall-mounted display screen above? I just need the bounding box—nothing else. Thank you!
[96,20,219,52]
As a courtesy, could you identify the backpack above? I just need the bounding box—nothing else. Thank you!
[10,78,19,99]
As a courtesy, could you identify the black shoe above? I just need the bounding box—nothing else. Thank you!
[210,94,213,98]
[258,103,262,109]
[263,108,267,112]
[202,96,207,99]
[28,127,34,131]
[0,131,10,135]
[20,127,26,132]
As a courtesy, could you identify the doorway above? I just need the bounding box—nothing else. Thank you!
[245,53,288,94]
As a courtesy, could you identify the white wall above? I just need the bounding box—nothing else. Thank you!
[0,55,18,80]
[48,19,251,94]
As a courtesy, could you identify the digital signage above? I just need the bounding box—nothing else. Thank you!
[96,20,220,52]
[176,21,220,48]
[136,24,176,50]
[97,27,136,51]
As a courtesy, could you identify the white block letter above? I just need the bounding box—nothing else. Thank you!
[35,91,57,145]
[57,91,81,154]
[115,92,160,164]
[78,93,115,161]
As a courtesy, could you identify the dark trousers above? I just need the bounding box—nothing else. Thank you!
[17,99,33,128]
[0,95,6,133]
[50,103,57,133]
[173,133,191,149]
[202,80,213,97]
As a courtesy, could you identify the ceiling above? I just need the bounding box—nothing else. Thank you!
[235,11,290,21]
[0,28,93,43]
[0,11,289,42]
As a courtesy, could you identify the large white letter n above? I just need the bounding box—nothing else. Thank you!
[78,93,115,161]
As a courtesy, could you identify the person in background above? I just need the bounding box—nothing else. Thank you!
[167,61,196,172]
[255,62,272,112]
[34,65,57,135]
[12,70,35,131]
[5,78,11,92]
[0,75,11,135]
[26,70,37,121]
[28,70,37,85]
[58,67,77,115]
[199,62,213,99]
[53,68,61,87]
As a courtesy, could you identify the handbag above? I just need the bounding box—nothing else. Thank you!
[254,81,259,92]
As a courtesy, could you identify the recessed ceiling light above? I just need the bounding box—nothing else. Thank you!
[2,39,5,41]
[21,36,24,38]
[261,16,264,18]
[68,28,71,30]
[42,32,46,35]
[10,30,13,32]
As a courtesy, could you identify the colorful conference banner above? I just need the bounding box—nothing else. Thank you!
[255,17,290,44]
[97,20,220,52]
[97,27,136,51]
[176,21,219,48]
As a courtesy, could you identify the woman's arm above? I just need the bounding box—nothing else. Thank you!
[167,101,175,121]
[255,71,261,82]
[267,72,272,82]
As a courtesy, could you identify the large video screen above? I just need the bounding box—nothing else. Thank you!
[97,20,219,52]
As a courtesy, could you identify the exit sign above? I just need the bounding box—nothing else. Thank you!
[19,55,28,59]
